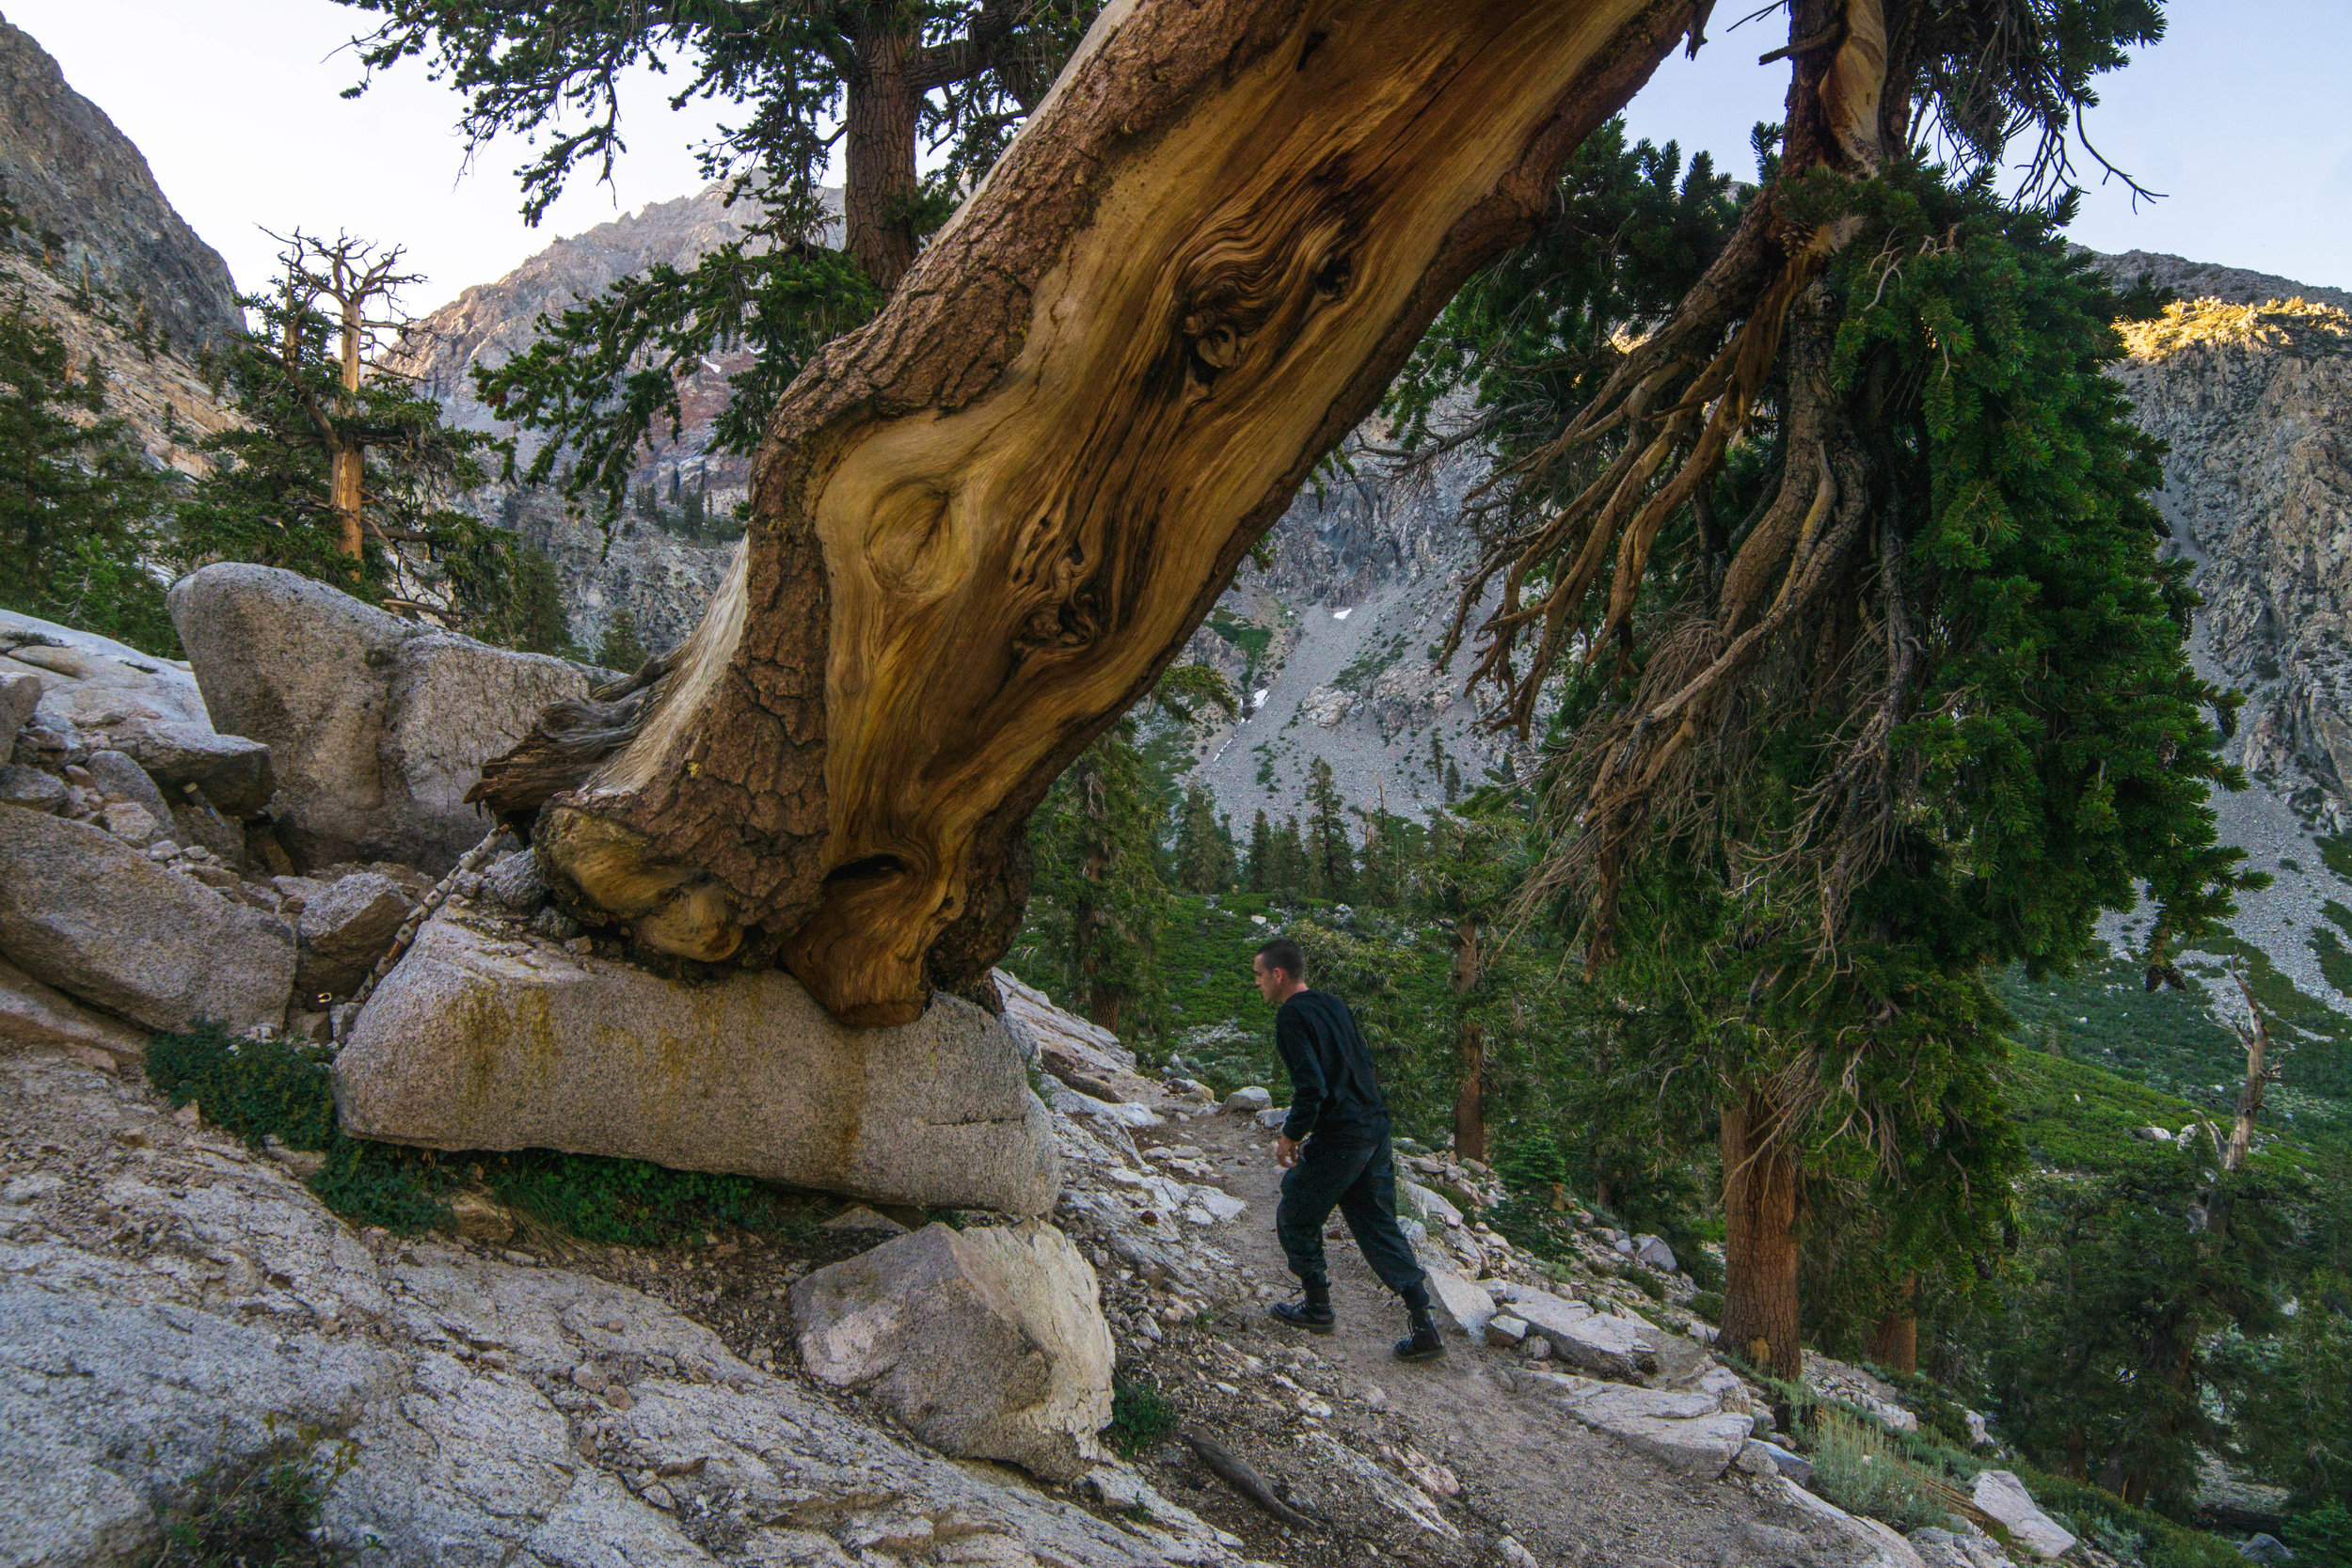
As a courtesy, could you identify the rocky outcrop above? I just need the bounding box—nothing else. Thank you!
[168,563,593,871]
[333,911,1061,1215]
[0,1048,1263,1568]
[0,808,293,1034]
[793,1221,1115,1481]
[0,15,242,353]
[2108,296,2352,809]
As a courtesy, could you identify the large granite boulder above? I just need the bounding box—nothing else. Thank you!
[2,610,212,763]
[792,1220,1114,1481]
[333,911,1059,1215]
[167,564,593,871]
[0,809,294,1033]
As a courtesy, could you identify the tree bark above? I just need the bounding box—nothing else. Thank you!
[1867,1307,1917,1373]
[843,14,922,293]
[519,0,1705,1024]
[1721,1085,1804,1379]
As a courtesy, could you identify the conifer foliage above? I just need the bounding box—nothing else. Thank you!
[1386,0,2234,1379]
[0,290,172,652]
[339,0,1100,512]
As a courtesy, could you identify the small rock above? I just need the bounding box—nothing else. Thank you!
[98,801,171,848]
[1498,1539,1540,1568]
[482,848,548,913]
[294,872,414,1001]
[531,905,580,942]
[262,1135,327,1180]
[117,723,275,816]
[793,1220,1113,1481]
[1745,1439,1812,1484]
[640,1481,674,1510]
[1633,1233,1677,1272]
[0,764,65,814]
[821,1205,911,1235]
[83,751,172,822]
[0,670,39,734]
[2237,1534,2295,1564]
[1222,1086,1271,1113]
[1521,1336,1552,1361]
[1253,1107,1290,1131]
[1484,1314,1529,1350]
[449,1192,517,1243]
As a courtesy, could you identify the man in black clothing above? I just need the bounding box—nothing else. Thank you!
[1251,937,1443,1362]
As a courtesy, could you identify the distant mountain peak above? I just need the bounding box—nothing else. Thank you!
[0,12,241,352]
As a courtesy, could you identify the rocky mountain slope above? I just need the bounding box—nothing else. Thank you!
[0,10,241,355]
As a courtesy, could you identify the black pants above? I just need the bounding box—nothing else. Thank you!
[1275,1126,1428,1307]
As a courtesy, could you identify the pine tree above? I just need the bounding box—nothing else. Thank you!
[173,232,561,650]
[0,292,173,652]
[1389,96,2235,1374]
[596,610,649,674]
[1271,816,1310,902]
[1030,717,1167,1035]
[1245,809,1275,894]
[1171,782,1234,895]
[1303,756,1354,903]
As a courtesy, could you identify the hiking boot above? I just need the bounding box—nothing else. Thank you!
[1393,1303,1444,1363]
[1269,1275,1335,1335]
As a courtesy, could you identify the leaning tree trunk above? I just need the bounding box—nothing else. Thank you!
[1721,1085,1804,1379]
[492,0,1708,1025]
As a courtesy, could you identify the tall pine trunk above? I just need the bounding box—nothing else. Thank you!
[844,16,920,292]
[501,0,1703,1024]
[1721,1085,1803,1379]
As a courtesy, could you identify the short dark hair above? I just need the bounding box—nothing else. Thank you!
[1255,937,1305,981]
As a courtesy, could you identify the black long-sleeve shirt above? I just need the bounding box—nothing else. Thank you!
[1275,989,1391,1142]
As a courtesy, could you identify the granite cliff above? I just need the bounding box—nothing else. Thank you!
[0,10,241,355]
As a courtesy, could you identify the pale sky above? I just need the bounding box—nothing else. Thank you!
[12,0,2349,317]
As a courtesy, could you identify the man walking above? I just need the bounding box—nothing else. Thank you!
[1251,937,1443,1362]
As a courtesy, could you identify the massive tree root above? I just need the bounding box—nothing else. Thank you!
[477,0,1716,1025]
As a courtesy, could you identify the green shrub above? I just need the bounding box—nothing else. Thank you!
[146,1023,454,1233]
[2285,1501,2352,1567]
[2010,1465,2247,1568]
[1105,1380,1179,1460]
[144,1437,364,1566]
[484,1152,809,1248]
[1808,1410,1953,1533]
[1687,1291,1724,1323]
[146,1024,340,1151]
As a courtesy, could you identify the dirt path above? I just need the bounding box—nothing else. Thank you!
[1116,1107,1884,1568]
